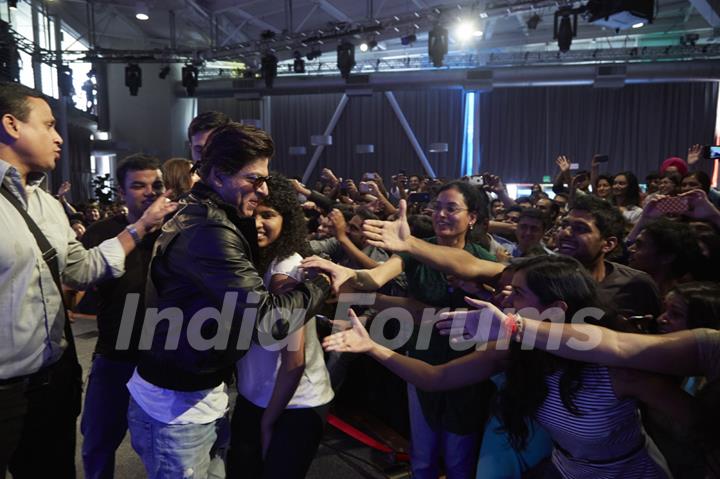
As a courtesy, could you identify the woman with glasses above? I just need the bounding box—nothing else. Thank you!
[304,181,498,479]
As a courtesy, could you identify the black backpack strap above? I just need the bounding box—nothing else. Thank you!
[0,184,78,356]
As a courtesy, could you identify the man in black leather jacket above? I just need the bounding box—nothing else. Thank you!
[126,123,334,479]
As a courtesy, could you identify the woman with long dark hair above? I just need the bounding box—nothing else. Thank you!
[611,171,643,224]
[228,175,333,479]
[323,255,675,478]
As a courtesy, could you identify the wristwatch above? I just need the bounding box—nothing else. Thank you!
[125,224,142,245]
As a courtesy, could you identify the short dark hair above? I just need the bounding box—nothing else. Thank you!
[683,171,711,194]
[519,207,549,229]
[116,154,161,189]
[0,82,44,124]
[570,194,625,240]
[197,123,274,180]
[641,219,703,278]
[506,205,523,215]
[187,111,231,142]
[353,206,379,222]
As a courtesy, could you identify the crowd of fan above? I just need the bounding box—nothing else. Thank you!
[56,128,720,479]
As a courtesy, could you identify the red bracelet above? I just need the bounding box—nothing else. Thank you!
[505,313,518,339]
[506,313,524,342]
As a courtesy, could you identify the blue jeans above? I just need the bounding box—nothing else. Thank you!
[408,384,479,479]
[81,355,136,479]
[127,397,226,479]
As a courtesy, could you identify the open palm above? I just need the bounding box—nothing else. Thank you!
[362,199,411,252]
[322,309,374,353]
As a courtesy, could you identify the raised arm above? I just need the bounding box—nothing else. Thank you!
[323,310,507,391]
[301,254,404,292]
[362,200,505,281]
[328,209,380,270]
[436,297,708,378]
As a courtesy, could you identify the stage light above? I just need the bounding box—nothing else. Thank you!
[553,8,577,53]
[135,2,149,20]
[124,63,142,96]
[293,51,305,73]
[428,25,448,67]
[527,14,541,30]
[455,21,476,42]
[158,65,171,79]
[181,64,198,96]
[8,0,17,10]
[337,40,355,80]
[401,34,417,45]
[306,49,322,61]
[360,42,369,52]
[261,53,278,88]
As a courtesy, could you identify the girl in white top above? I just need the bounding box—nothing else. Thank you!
[228,175,333,479]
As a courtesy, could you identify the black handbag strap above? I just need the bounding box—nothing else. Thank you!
[0,183,78,355]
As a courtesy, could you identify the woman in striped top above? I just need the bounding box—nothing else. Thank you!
[323,255,677,479]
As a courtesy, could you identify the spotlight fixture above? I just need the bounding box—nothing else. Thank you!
[553,8,578,53]
[680,33,699,46]
[527,14,541,30]
[8,0,17,10]
[360,39,378,52]
[401,33,417,45]
[428,25,448,67]
[455,21,476,42]
[261,53,278,88]
[181,64,198,96]
[337,40,355,80]
[306,49,322,61]
[135,2,149,20]
[293,51,305,73]
[158,65,171,79]
[59,65,75,98]
[124,63,142,96]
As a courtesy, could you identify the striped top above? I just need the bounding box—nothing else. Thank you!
[534,365,671,479]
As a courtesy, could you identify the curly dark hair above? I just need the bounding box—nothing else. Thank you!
[496,255,610,450]
[256,174,312,275]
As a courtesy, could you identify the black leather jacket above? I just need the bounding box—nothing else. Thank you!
[137,182,330,391]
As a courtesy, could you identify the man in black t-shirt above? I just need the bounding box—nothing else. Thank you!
[557,195,661,320]
[80,154,164,479]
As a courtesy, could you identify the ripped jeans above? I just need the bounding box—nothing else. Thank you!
[127,397,227,479]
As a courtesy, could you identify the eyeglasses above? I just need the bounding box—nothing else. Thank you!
[241,174,271,189]
[429,202,468,215]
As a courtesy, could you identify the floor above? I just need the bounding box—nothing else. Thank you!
[6,317,411,479]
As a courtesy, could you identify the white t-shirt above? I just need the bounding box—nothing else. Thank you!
[236,253,334,409]
[126,369,228,425]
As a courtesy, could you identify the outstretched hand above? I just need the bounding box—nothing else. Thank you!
[301,255,355,294]
[322,309,374,353]
[435,296,513,344]
[362,199,411,252]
